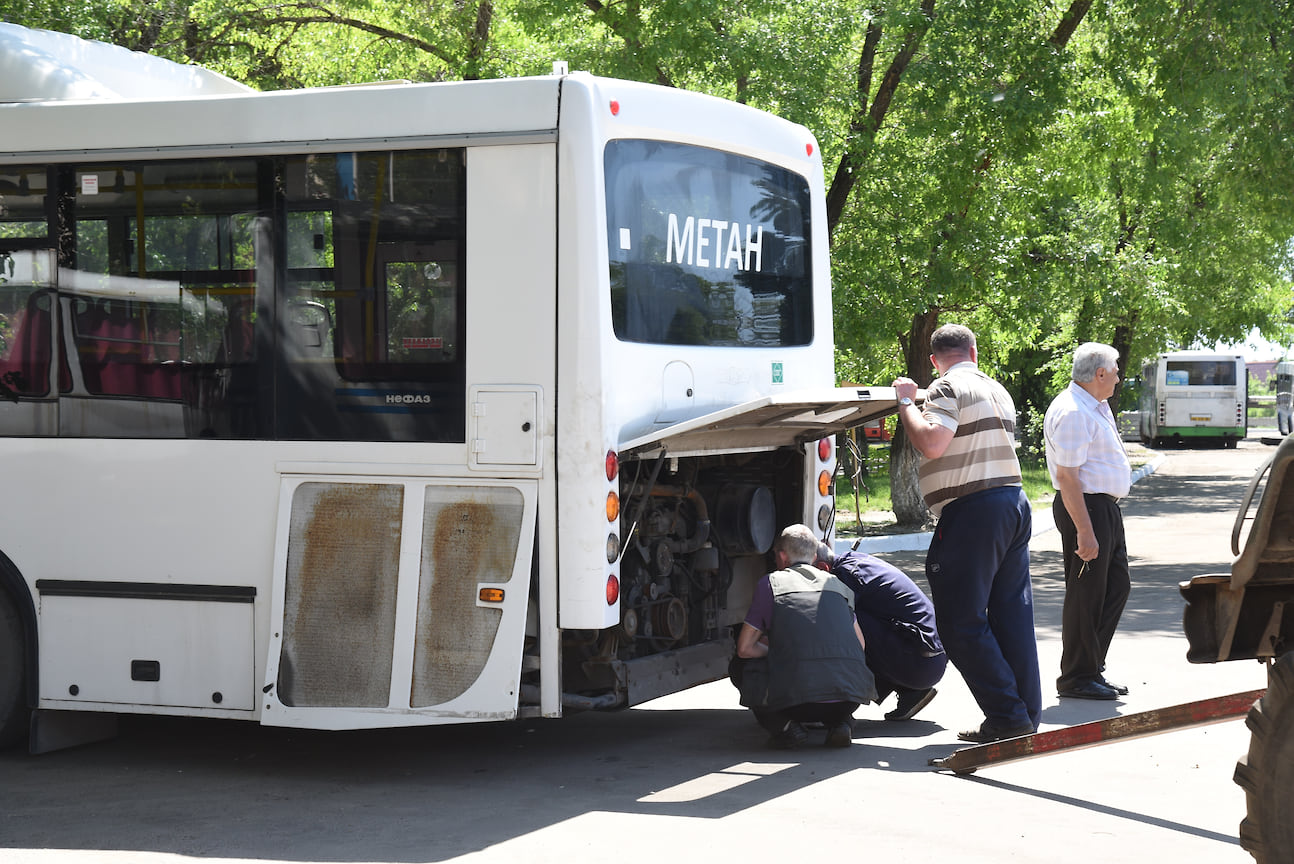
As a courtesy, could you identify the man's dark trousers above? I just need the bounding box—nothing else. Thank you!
[925,485,1041,730]
[855,608,946,700]
[1052,493,1129,691]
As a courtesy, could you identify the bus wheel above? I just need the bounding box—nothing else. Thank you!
[0,590,29,750]
[1236,651,1294,863]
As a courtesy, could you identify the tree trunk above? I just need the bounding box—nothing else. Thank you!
[889,424,932,527]
[1110,314,1137,413]
[890,309,941,527]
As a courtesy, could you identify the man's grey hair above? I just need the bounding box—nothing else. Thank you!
[1072,342,1120,383]
[775,524,820,565]
[930,323,976,359]
[816,542,836,568]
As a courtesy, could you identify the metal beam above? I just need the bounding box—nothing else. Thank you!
[929,689,1265,775]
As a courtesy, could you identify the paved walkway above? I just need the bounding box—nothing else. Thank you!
[839,450,1169,555]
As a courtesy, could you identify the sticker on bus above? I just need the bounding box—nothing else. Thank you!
[402,337,444,350]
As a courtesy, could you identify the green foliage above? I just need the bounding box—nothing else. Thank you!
[4,0,1294,489]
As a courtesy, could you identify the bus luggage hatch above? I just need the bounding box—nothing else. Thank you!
[262,475,536,727]
[618,386,902,458]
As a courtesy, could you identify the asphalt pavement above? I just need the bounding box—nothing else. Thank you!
[0,437,1276,864]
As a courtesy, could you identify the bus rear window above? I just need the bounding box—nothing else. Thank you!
[1166,361,1237,386]
[605,140,812,347]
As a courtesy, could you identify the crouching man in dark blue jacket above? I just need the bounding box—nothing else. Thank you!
[819,545,947,722]
[732,524,876,750]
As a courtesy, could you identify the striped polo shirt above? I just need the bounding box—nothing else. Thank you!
[918,361,1022,517]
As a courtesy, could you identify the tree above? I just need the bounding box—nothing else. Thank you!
[5,0,1293,528]
[818,2,1098,523]
[821,0,1294,524]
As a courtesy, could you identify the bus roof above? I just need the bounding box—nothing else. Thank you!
[1156,350,1244,359]
[0,22,252,102]
[0,26,817,174]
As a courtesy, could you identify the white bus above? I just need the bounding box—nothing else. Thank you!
[0,24,896,751]
[1138,351,1247,448]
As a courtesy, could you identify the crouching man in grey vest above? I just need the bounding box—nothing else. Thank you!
[732,524,877,749]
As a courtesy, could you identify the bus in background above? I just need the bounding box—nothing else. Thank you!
[1138,351,1247,448]
[0,23,896,752]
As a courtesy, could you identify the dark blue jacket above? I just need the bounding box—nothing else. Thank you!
[832,550,943,657]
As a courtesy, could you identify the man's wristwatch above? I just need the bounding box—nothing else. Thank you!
[899,396,914,406]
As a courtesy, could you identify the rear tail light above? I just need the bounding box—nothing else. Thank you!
[817,437,832,462]
[817,504,833,531]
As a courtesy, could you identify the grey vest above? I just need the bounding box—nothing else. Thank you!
[764,564,878,711]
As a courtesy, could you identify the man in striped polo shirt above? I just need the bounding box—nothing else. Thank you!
[1044,342,1131,701]
[893,324,1041,743]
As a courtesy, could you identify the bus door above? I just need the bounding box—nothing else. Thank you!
[0,250,59,435]
[261,474,537,727]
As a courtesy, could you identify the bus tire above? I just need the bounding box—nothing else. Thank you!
[1235,651,1294,863]
[0,589,29,750]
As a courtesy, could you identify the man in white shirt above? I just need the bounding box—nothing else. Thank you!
[1044,342,1132,701]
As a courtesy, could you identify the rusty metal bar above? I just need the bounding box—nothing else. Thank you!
[929,689,1265,775]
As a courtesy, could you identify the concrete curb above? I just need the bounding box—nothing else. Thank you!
[837,452,1168,557]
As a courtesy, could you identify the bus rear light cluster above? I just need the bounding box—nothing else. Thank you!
[606,447,621,601]
[817,437,833,493]
[606,449,621,521]
[815,436,834,522]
